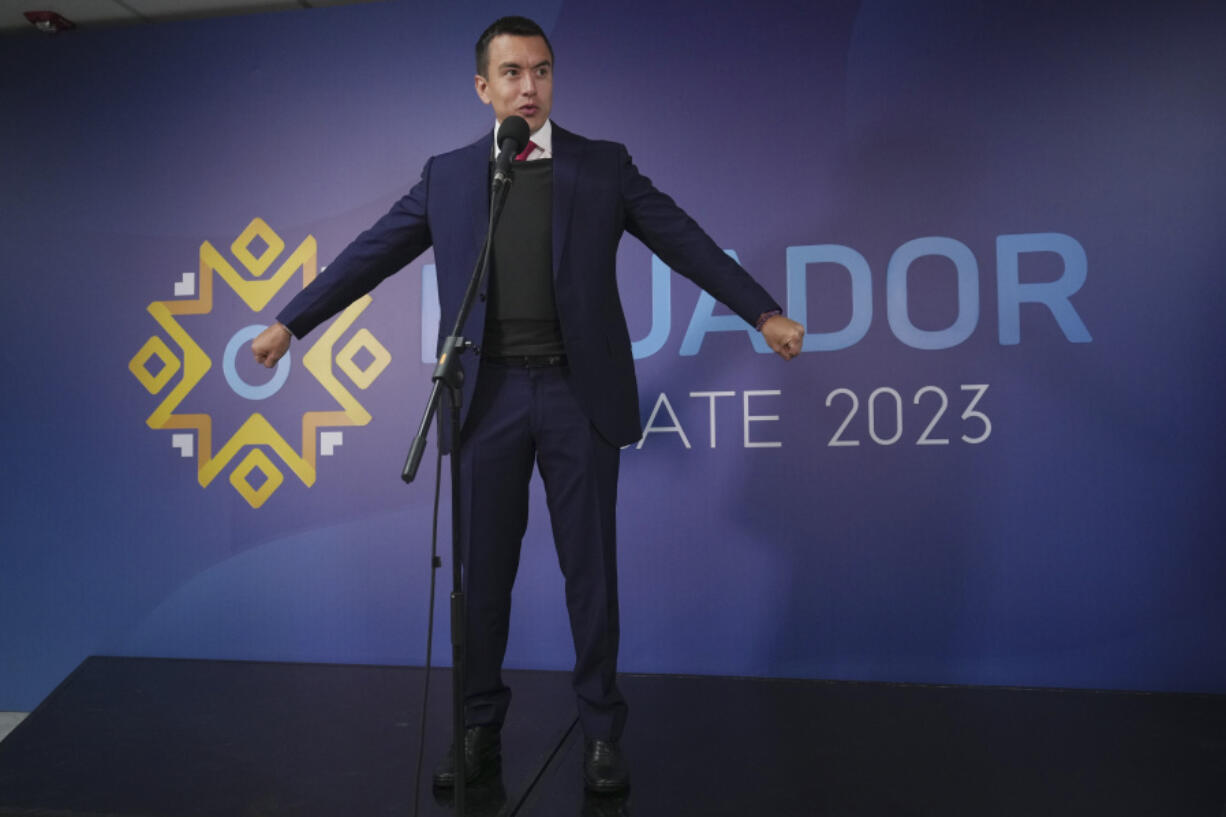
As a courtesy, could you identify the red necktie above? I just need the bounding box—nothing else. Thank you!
[514,140,537,161]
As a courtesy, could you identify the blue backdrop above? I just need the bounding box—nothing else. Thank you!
[2,0,1224,710]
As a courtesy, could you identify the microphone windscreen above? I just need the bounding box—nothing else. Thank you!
[497,116,530,154]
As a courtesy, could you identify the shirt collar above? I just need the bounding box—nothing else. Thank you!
[490,118,552,160]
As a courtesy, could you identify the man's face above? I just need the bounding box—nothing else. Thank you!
[474,34,553,133]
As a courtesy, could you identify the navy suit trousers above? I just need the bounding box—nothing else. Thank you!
[459,360,627,741]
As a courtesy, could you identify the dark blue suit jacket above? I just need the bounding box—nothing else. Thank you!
[278,124,781,448]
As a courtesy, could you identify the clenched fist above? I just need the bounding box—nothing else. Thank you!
[252,322,292,368]
[761,315,805,360]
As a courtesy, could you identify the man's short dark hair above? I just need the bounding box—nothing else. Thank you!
[475,16,554,77]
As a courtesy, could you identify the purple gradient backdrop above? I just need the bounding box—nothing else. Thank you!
[1,0,1224,709]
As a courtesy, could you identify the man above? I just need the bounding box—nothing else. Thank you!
[252,16,804,793]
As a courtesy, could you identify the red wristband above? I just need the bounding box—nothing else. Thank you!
[755,309,782,331]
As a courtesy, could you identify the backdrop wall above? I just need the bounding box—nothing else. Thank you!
[2,0,1224,710]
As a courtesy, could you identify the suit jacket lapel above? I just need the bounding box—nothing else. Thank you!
[461,132,494,254]
[551,125,579,281]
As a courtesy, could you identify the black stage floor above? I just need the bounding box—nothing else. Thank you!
[0,656,1223,817]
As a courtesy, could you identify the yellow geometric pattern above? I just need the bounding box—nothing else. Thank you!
[203,218,317,313]
[229,448,285,509]
[128,336,181,394]
[230,217,285,278]
[128,218,392,508]
[336,328,392,390]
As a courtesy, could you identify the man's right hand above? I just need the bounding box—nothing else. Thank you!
[252,322,292,368]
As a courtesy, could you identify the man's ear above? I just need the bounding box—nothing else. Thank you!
[474,74,491,105]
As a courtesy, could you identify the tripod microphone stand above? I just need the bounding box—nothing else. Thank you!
[401,115,529,817]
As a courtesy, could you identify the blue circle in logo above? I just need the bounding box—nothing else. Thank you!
[224,324,291,400]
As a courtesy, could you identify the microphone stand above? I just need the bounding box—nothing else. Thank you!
[401,156,516,817]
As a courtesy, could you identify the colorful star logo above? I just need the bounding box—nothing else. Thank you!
[128,218,391,508]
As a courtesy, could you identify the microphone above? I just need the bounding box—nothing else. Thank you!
[493,115,530,188]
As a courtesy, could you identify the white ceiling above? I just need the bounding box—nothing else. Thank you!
[0,0,375,33]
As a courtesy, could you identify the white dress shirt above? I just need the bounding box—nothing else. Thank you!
[490,118,553,161]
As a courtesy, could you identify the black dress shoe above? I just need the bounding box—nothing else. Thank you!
[583,739,630,793]
[432,725,502,787]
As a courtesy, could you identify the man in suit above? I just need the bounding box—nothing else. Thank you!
[253,15,804,793]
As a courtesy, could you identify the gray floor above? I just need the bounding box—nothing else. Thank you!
[0,713,28,743]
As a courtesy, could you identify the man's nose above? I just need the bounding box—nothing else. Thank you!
[521,75,536,96]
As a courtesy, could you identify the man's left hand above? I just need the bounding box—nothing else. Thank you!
[761,315,805,360]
